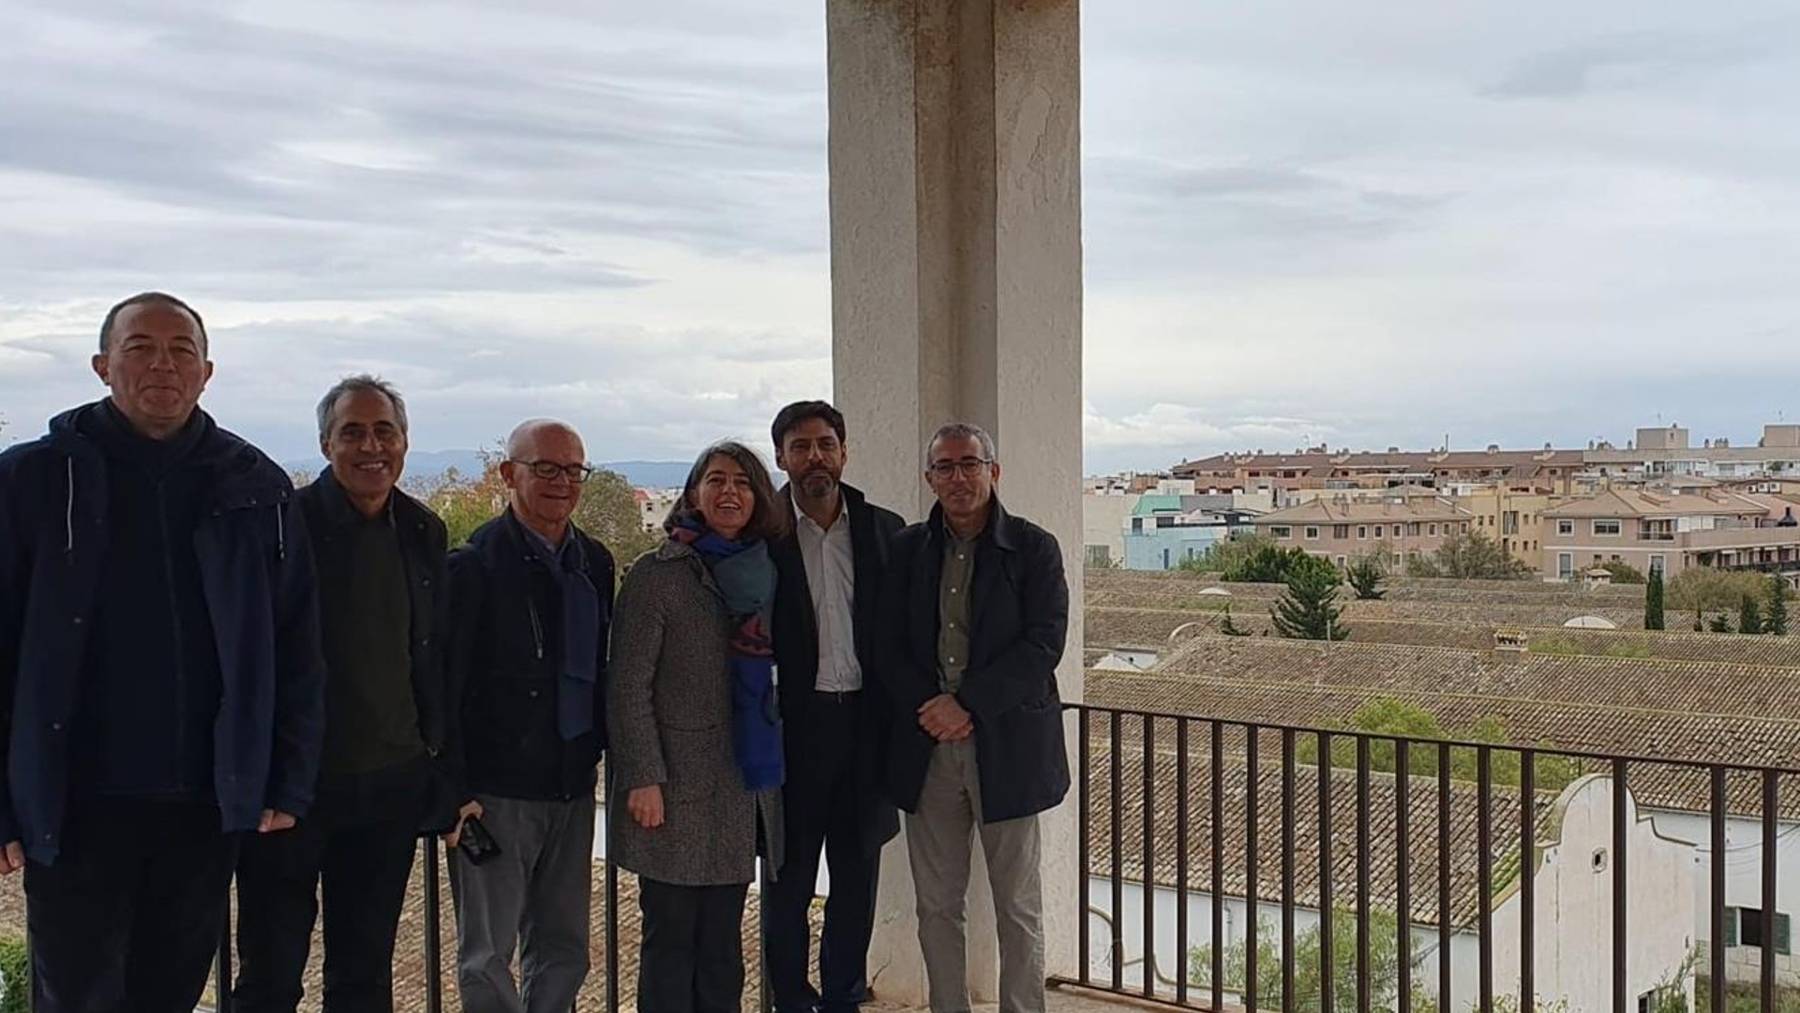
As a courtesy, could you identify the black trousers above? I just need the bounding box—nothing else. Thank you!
[765,694,883,1013]
[638,878,751,1013]
[231,762,425,1013]
[24,796,240,1013]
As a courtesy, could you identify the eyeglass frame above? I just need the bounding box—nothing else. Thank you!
[926,457,995,479]
[508,459,595,483]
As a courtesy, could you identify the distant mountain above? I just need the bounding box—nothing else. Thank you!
[282,452,691,489]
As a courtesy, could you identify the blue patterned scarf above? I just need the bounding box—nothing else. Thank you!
[669,514,783,792]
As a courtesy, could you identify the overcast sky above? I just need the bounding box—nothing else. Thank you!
[3,1,1797,475]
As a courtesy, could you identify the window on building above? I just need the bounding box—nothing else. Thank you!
[1558,519,1574,536]
[1462,522,1470,534]
[1375,526,1385,538]
[1726,906,1793,954]
[1429,524,1438,536]
[1305,526,1320,540]
[1272,526,1292,539]
[1594,519,1623,536]
[1086,545,1112,567]
[1333,524,1350,539]
[1558,553,1574,579]
[1650,555,1666,577]
[1408,522,1422,536]
[1336,555,1347,568]
[1358,526,1368,540]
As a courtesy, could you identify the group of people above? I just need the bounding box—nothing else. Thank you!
[0,291,1072,1013]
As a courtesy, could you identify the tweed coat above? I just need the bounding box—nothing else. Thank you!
[606,538,784,886]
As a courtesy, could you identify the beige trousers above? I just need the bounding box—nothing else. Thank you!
[905,738,1045,1013]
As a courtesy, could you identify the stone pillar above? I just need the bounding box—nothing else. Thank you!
[827,0,1083,1004]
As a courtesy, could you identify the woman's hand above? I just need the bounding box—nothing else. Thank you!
[628,785,666,829]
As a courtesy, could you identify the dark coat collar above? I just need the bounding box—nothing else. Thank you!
[926,495,1018,552]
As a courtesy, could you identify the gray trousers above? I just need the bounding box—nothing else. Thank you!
[905,739,1045,1013]
[449,793,596,1013]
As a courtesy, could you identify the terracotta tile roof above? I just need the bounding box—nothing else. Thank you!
[1544,487,1773,519]
[1254,499,1471,525]
[1082,734,1548,928]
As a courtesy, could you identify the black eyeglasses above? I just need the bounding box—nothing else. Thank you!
[511,459,595,482]
[928,458,993,479]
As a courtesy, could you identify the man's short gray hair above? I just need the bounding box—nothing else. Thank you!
[316,374,409,441]
[926,422,997,463]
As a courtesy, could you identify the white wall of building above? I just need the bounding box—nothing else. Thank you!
[1648,809,1800,988]
[1082,491,1140,565]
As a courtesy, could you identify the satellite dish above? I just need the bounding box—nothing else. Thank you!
[1563,615,1618,629]
[1197,587,1233,597]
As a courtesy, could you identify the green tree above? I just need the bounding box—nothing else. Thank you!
[1346,555,1386,600]
[1180,533,1274,576]
[1740,594,1764,635]
[1768,576,1791,636]
[1600,560,1646,584]
[1645,570,1666,631]
[0,935,27,1013]
[1669,569,1770,631]
[1228,543,1340,585]
[1298,696,1581,791]
[572,467,664,566]
[426,457,510,547]
[1271,567,1347,641]
[1709,614,1734,634]
[1406,531,1533,580]
[1189,909,1436,1013]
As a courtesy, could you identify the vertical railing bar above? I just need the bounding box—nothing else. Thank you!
[1319,730,1334,1013]
[1763,770,1778,1013]
[1520,749,1535,1013]
[1357,736,1372,1013]
[1079,705,1092,986]
[1111,710,1125,994]
[1396,739,1412,1013]
[1177,717,1191,1007]
[216,900,235,1013]
[1212,720,1224,1013]
[1612,758,1628,1013]
[1246,724,1260,1013]
[1283,728,1297,1013]
[1438,742,1452,1013]
[606,835,620,1013]
[1709,766,1726,1013]
[424,838,443,1013]
[1478,745,1493,1013]
[1143,715,1158,1000]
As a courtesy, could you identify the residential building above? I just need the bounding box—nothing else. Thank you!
[1119,493,1264,571]
[1444,483,1556,569]
[1585,423,1800,482]
[1173,445,1584,496]
[1083,489,1141,566]
[1540,486,1800,582]
[1250,495,1473,570]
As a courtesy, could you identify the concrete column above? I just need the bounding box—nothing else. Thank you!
[827,0,1083,1004]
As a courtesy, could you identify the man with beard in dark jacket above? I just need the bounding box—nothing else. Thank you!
[0,291,326,1012]
[232,375,455,1012]
[763,401,904,1013]
[446,418,615,1013]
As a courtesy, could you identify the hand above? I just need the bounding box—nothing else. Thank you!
[0,841,22,875]
[627,785,665,829]
[918,694,973,742]
[258,809,298,834]
[444,799,485,849]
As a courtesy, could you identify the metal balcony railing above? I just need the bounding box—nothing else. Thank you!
[1062,703,1800,1013]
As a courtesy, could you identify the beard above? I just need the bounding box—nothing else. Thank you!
[798,469,839,497]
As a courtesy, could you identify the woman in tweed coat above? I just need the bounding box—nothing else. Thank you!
[608,440,788,1013]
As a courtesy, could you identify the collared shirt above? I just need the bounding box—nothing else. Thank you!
[793,496,862,692]
[313,478,423,776]
[937,525,977,693]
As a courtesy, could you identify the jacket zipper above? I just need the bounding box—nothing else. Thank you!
[159,479,188,790]
[528,599,545,660]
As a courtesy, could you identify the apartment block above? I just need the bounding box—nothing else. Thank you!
[1541,486,1800,582]
[1251,495,1474,570]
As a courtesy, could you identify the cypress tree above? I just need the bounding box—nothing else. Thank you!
[1644,571,1666,631]
[1769,576,1791,636]
[1740,594,1764,636]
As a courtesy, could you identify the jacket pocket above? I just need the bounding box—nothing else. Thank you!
[659,724,732,802]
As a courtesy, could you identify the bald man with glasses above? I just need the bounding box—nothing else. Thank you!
[444,419,616,1013]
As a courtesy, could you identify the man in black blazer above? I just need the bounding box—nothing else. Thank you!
[764,401,906,1013]
[878,422,1070,1013]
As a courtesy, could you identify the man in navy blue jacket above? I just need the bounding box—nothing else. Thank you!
[0,292,327,1012]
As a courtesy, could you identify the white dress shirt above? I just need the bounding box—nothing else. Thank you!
[793,496,862,692]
